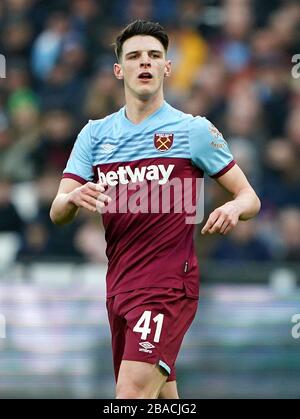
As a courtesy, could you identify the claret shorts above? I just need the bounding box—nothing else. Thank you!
[106,287,198,382]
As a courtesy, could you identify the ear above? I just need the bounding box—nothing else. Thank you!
[114,63,123,80]
[164,60,172,78]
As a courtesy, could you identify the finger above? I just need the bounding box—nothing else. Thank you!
[208,215,226,234]
[219,221,230,235]
[97,193,112,204]
[222,223,233,235]
[84,188,108,200]
[86,182,99,190]
[202,212,225,234]
[80,200,97,212]
[97,179,108,191]
[87,182,105,193]
[96,200,106,212]
[98,180,108,188]
[201,212,220,234]
[86,182,109,195]
[84,191,104,201]
[95,184,106,192]
[81,195,98,209]
[201,221,213,235]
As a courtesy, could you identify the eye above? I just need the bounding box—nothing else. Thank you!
[128,54,138,60]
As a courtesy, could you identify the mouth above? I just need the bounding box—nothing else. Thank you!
[138,72,153,80]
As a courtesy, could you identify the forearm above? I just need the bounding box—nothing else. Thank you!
[50,193,79,226]
[232,187,261,221]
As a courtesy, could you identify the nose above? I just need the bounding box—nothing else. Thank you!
[140,52,151,67]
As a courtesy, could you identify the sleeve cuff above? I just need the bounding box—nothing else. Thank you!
[210,160,236,179]
[62,173,88,185]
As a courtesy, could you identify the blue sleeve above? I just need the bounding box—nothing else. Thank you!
[63,121,94,184]
[189,116,235,177]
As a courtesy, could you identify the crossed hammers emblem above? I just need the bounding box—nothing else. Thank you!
[154,134,174,151]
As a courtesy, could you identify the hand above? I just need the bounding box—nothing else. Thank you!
[68,181,111,213]
[201,201,240,235]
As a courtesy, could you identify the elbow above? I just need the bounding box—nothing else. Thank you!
[49,209,58,226]
[245,193,261,220]
[247,185,261,217]
[49,200,76,226]
[238,190,261,221]
[49,205,63,226]
[254,193,261,217]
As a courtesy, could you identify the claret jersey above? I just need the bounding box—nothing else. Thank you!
[63,101,235,298]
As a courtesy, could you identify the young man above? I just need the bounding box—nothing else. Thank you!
[50,20,260,399]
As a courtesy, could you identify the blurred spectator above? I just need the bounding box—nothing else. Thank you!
[216,0,253,74]
[269,2,300,53]
[17,169,85,261]
[167,25,208,97]
[31,11,73,81]
[0,115,11,179]
[191,58,228,125]
[252,29,291,138]
[261,139,300,209]
[70,0,105,34]
[16,219,49,262]
[1,89,40,181]
[110,0,153,25]
[278,208,300,262]
[7,0,51,38]
[228,137,261,189]
[38,61,86,115]
[31,110,75,174]
[6,61,32,94]
[2,18,33,62]
[16,216,83,261]
[60,39,88,77]
[211,219,272,263]
[84,68,121,119]
[225,78,264,144]
[0,179,24,233]
[286,105,300,150]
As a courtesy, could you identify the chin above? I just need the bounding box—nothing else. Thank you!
[136,88,154,100]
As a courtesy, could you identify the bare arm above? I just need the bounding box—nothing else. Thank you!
[50,178,111,226]
[201,164,261,235]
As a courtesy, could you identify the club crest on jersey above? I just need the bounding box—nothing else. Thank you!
[154,133,174,152]
[209,123,227,149]
[209,123,223,140]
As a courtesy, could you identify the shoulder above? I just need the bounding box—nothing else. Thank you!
[189,115,216,134]
[89,109,121,128]
[189,115,226,146]
[165,103,213,133]
[165,102,194,123]
[89,108,123,138]
[74,110,122,151]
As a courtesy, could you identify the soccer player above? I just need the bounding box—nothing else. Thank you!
[50,20,261,399]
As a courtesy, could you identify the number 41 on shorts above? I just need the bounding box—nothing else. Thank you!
[133,311,164,343]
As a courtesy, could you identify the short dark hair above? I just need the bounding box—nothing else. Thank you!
[114,20,169,61]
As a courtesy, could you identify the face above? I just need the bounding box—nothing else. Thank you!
[114,35,171,100]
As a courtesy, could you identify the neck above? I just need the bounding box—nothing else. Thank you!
[124,91,164,124]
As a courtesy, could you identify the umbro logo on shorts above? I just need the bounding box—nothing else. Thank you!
[139,341,155,353]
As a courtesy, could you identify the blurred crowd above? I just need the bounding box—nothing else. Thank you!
[0,0,299,265]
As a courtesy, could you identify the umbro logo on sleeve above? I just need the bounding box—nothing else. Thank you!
[101,143,117,153]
